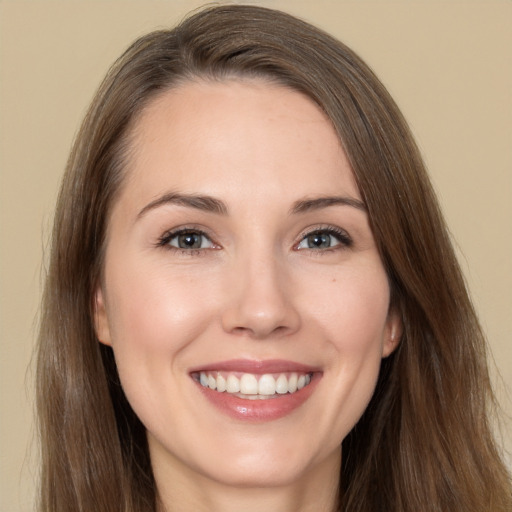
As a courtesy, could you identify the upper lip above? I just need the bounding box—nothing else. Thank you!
[189,359,321,374]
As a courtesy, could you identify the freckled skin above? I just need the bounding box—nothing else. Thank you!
[94,80,401,512]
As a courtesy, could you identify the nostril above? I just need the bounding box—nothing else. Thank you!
[229,323,293,339]
[220,273,301,338]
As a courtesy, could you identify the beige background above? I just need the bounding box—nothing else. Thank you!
[1,1,510,510]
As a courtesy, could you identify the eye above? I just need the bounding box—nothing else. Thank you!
[296,228,352,250]
[159,229,216,250]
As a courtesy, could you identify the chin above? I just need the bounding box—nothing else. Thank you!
[191,436,333,489]
[201,458,308,489]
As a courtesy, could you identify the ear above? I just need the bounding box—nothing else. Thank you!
[382,307,402,358]
[94,286,112,346]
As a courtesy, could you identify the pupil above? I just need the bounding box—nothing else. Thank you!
[178,233,201,249]
[308,233,330,248]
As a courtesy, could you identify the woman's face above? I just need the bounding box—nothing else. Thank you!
[95,80,401,489]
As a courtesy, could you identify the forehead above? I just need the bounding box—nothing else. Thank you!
[120,79,359,207]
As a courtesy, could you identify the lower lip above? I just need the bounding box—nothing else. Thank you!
[194,374,321,422]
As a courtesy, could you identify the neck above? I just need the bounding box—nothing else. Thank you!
[153,448,341,512]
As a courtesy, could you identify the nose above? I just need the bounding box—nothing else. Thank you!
[221,251,301,340]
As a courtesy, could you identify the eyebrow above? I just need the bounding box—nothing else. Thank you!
[290,196,366,214]
[137,192,229,219]
[137,192,366,219]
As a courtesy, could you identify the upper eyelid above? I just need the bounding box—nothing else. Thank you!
[296,225,351,240]
[157,225,217,247]
[161,225,215,238]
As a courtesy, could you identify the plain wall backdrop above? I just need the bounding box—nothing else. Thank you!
[1,1,510,510]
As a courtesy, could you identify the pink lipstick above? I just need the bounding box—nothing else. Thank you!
[190,359,322,421]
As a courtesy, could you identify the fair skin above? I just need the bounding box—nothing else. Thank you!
[95,79,401,512]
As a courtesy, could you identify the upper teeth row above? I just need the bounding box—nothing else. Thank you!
[198,372,312,396]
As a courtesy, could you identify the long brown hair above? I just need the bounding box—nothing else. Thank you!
[36,5,511,511]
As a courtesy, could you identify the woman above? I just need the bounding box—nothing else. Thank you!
[36,5,511,511]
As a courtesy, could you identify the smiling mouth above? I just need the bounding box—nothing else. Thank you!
[192,371,313,399]
[190,360,321,420]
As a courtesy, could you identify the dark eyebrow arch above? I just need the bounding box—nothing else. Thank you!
[137,192,229,219]
[290,196,366,215]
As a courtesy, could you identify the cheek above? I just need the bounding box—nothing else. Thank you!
[307,265,391,351]
[103,263,222,432]
[104,260,221,384]
[330,279,390,383]
[305,267,391,428]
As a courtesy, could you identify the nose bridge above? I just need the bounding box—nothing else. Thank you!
[221,242,300,339]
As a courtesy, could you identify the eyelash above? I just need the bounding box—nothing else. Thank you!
[156,226,218,256]
[294,226,353,252]
[156,225,353,255]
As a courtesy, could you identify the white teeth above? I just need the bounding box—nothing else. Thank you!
[197,371,313,397]
[258,374,276,395]
[275,374,289,394]
[226,374,240,393]
[240,373,258,394]
[216,374,226,392]
[288,373,298,393]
